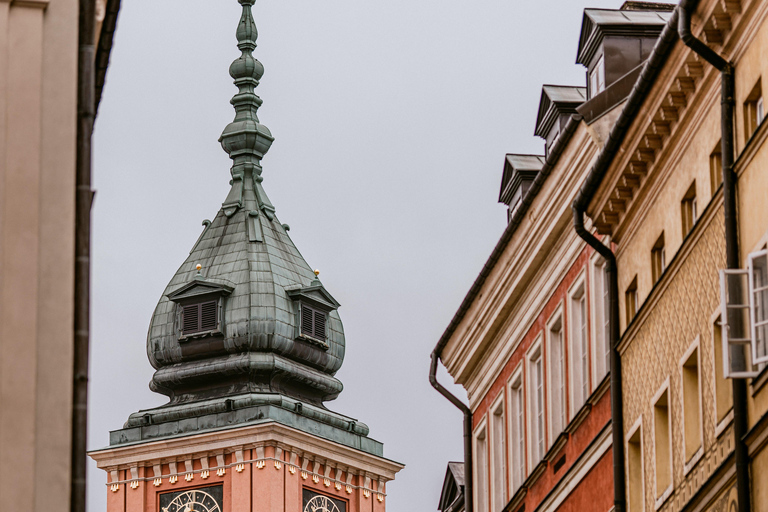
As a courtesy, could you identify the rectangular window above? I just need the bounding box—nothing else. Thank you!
[651,232,666,283]
[589,54,605,97]
[653,387,672,501]
[182,300,218,334]
[491,401,506,511]
[475,426,489,512]
[749,250,768,365]
[627,422,644,512]
[570,283,589,415]
[681,344,702,462]
[712,314,733,424]
[626,276,638,326]
[509,375,526,490]
[592,257,611,384]
[710,142,723,196]
[744,79,763,139]
[720,268,759,378]
[681,181,697,237]
[528,344,545,464]
[301,303,327,341]
[548,315,566,438]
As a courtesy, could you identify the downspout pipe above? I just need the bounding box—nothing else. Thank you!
[430,353,473,512]
[428,114,582,512]
[571,210,624,512]
[678,6,750,512]
[572,8,683,512]
[73,1,96,512]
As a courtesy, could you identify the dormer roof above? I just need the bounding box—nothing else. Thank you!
[498,154,545,205]
[576,6,673,66]
[535,85,587,138]
[438,462,465,512]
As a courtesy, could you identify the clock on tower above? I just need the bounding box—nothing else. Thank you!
[88,1,403,511]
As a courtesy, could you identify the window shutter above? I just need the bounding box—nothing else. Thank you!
[301,304,314,337]
[749,250,768,365]
[183,304,200,333]
[200,301,218,331]
[720,269,758,378]
[314,310,326,341]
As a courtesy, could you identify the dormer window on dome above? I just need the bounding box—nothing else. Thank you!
[286,276,340,349]
[167,276,235,340]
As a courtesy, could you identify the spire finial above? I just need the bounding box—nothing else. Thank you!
[220,0,274,216]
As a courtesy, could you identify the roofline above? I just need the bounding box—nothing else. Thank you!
[573,2,683,214]
[432,113,582,365]
[95,0,122,118]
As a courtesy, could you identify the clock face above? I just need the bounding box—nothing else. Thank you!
[160,486,223,512]
[302,489,346,512]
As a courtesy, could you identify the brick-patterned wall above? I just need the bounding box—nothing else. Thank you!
[621,207,731,510]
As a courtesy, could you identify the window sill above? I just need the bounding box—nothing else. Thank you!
[654,484,673,510]
[297,334,329,350]
[683,445,704,476]
[715,410,734,438]
[179,328,222,341]
[750,364,768,396]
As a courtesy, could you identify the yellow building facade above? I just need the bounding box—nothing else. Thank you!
[582,0,768,509]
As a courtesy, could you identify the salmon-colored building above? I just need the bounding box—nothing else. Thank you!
[89,2,402,511]
[431,4,676,512]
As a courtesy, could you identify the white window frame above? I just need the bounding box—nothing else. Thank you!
[625,416,645,512]
[489,394,507,512]
[757,96,765,125]
[710,307,733,437]
[589,54,605,97]
[568,274,590,417]
[508,366,526,490]
[474,419,489,512]
[748,249,768,365]
[680,337,704,473]
[591,253,611,387]
[527,337,546,468]
[547,304,567,443]
[720,268,759,378]
[651,379,673,507]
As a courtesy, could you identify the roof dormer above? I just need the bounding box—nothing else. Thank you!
[576,3,673,100]
[535,85,586,157]
[498,154,545,223]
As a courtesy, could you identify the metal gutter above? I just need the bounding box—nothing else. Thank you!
[73,0,121,510]
[95,0,122,118]
[429,113,582,512]
[572,6,683,512]
[677,5,750,512]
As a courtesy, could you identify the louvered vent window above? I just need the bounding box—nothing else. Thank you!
[300,304,326,341]
[182,300,218,334]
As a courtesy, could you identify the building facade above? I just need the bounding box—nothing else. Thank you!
[580,0,768,510]
[0,0,118,510]
[89,2,402,512]
[431,5,679,512]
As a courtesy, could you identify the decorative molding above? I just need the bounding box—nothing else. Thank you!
[216,454,226,476]
[130,467,140,489]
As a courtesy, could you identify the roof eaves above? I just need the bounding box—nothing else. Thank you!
[434,114,582,365]
[573,3,682,215]
[95,0,122,117]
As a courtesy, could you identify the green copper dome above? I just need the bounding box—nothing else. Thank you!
[107,1,386,454]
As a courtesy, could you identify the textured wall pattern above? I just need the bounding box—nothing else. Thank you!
[621,208,732,510]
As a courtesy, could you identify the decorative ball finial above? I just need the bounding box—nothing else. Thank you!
[196,264,202,270]
[314,269,320,277]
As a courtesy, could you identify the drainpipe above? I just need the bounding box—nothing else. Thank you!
[430,352,473,512]
[73,1,96,512]
[678,5,750,511]
[572,209,624,512]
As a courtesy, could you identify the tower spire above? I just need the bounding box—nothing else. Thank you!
[220,0,274,217]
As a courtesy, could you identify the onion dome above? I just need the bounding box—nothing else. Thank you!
[112,1,371,446]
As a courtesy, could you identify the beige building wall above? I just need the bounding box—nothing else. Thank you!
[0,0,108,510]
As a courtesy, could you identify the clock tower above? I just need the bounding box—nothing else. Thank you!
[88,2,403,511]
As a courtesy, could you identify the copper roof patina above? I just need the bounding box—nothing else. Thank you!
[109,0,383,456]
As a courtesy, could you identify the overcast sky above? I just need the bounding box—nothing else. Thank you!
[87,1,649,510]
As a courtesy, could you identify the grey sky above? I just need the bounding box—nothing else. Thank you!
[88,1,633,510]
